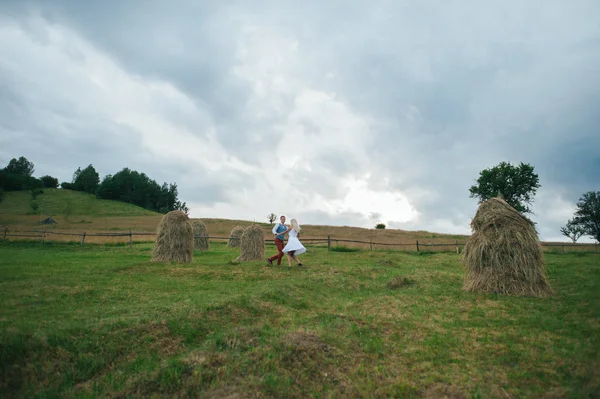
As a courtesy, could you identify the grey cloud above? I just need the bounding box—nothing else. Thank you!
[1,0,599,240]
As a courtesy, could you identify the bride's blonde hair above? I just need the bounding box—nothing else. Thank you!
[290,219,301,232]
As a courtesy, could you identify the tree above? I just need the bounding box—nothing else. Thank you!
[560,220,586,243]
[96,168,188,214]
[0,156,41,191]
[375,223,386,229]
[72,165,100,194]
[469,161,541,214]
[40,175,59,188]
[570,191,600,243]
[3,156,34,177]
[0,188,4,203]
[267,213,277,223]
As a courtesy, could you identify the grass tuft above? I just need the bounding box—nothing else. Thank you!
[386,276,415,289]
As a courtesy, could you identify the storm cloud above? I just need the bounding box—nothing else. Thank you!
[1,0,599,241]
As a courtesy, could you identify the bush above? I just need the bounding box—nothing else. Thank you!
[330,246,360,253]
[60,182,74,190]
[30,200,39,213]
[375,223,386,229]
[30,188,44,200]
[40,175,59,188]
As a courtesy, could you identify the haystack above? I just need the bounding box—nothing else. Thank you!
[462,197,553,297]
[152,210,194,263]
[236,224,264,261]
[192,220,209,251]
[227,226,244,248]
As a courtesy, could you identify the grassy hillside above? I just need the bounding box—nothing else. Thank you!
[0,189,469,246]
[0,242,598,397]
[0,188,158,217]
[0,189,162,231]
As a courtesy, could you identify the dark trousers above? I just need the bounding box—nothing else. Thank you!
[268,238,285,265]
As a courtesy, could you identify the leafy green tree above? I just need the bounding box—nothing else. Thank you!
[96,168,188,214]
[569,191,600,242]
[375,223,386,229]
[0,172,42,191]
[0,156,42,191]
[72,165,100,194]
[40,175,59,188]
[560,220,586,243]
[469,161,541,213]
[3,156,34,177]
[0,188,4,203]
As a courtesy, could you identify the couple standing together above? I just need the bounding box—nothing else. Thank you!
[267,215,306,267]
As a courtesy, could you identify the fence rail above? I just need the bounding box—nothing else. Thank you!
[1,227,598,253]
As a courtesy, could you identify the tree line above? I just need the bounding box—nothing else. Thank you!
[0,156,188,214]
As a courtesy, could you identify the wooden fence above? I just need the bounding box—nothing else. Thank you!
[1,228,599,254]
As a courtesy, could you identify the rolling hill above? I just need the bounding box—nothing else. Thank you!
[0,189,469,246]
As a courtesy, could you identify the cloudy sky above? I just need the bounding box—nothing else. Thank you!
[1,0,599,241]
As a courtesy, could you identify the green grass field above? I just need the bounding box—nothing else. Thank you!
[0,188,158,218]
[0,242,599,398]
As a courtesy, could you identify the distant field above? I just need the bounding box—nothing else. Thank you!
[0,189,469,248]
[1,189,596,253]
[0,242,598,398]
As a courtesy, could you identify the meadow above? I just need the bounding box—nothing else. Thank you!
[0,241,599,398]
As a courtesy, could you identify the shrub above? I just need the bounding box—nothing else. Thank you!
[375,223,386,229]
[30,188,44,200]
[330,246,360,253]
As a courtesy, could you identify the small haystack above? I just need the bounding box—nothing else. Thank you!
[227,226,244,248]
[236,224,264,261]
[192,220,210,251]
[152,210,194,263]
[462,197,553,297]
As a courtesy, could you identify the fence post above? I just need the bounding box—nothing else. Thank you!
[370,239,373,251]
[3,227,7,241]
[129,230,133,248]
[42,229,46,244]
[81,232,86,246]
[562,243,564,253]
[327,235,331,251]
[416,240,420,253]
[455,240,459,254]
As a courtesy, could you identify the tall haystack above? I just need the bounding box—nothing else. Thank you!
[462,197,553,297]
[228,226,244,248]
[236,224,264,261]
[152,210,194,263]
[192,220,210,251]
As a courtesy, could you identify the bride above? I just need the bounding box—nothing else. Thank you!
[281,218,306,267]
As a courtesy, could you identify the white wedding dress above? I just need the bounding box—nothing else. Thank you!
[282,228,306,255]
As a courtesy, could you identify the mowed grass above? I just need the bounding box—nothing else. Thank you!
[0,242,599,398]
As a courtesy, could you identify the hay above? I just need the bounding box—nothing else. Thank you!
[227,226,244,248]
[462,197,553,297]
[236,224,264,261]
[192,220,209,251]
[152,210,194,263]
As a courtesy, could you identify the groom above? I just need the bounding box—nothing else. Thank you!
[267,215,287,265]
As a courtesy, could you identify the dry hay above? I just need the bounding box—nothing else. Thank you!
[152,210,194,263]
[192,219,210,251]
[462,197,553,297]
[386,276,415,289]
[227,226,244,248]
[236,224,264,261]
